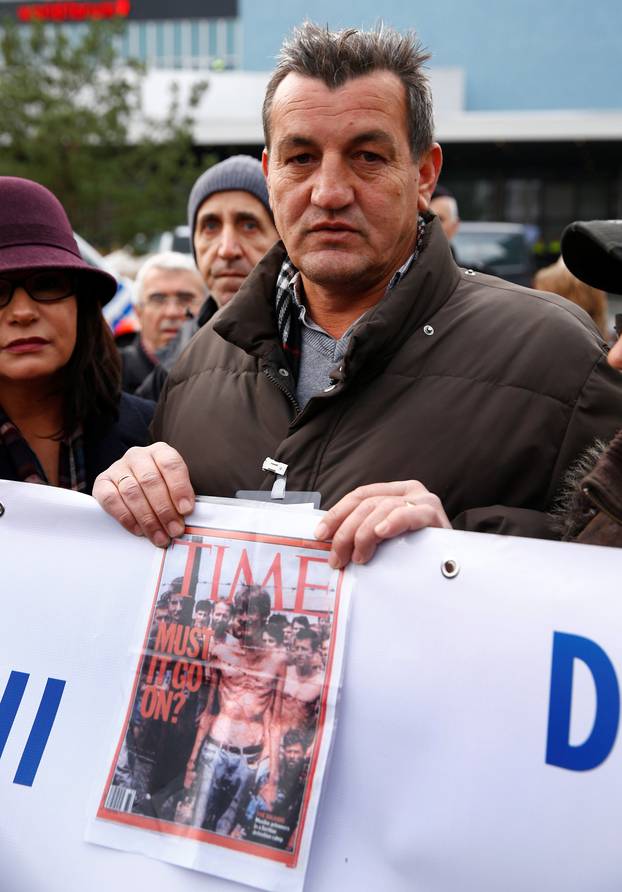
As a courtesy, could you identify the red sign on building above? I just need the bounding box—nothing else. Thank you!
[16,1,130,20]
[0,0,237,21]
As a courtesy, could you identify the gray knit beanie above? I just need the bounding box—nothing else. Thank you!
[187,155,271,258]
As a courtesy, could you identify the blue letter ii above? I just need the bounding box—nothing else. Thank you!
[0,672,66,786]
[546,632,619,771]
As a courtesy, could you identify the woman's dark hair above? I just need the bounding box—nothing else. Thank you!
[61,277,121,435]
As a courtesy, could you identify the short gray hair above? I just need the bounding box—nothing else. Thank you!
[262,22,434,160]
[431,194,459,221]
[134,251,206,306]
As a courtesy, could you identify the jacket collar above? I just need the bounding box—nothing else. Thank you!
[213,215,461,376]
[582,427,622,524]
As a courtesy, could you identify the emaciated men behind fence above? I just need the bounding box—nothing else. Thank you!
[184,585,286,834]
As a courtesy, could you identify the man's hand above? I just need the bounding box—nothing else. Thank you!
[184,763,197,789]
[259,779,278,811]
[315,480,451,569]
[93,443,195,547]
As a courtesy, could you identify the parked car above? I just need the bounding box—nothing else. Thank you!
[452,222,535,287]
[74,232,139,338]
[146,225,192,257]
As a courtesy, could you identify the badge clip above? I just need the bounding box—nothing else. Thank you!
[262,457,288,477]
[236,459,321,507]
[262,457,288,501]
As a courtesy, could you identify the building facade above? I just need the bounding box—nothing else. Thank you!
[1,0,622,249]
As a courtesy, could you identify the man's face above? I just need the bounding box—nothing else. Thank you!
[284,742,304,769]
[193,607,210,627]
[232,605,263,642]
[155,604,169,623]
[136,267,205,353]
[193,190,279,306]
[294,637,313,671]
[262,629,279,649]
[263,71,441,300]
[211,601,231,628]
[320,637,329,667]
[429,196,460,240]
[168,595,185,622]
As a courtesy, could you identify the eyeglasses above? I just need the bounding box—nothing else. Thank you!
[0,271,75,309]
[145,291,200,309]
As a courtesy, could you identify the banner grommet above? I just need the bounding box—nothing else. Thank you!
[441,558,459,578]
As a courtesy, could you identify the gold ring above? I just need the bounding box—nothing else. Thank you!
[404,499,417,508]
[117,474,133,486]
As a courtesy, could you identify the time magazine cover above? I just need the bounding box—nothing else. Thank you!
[88,501,351,892]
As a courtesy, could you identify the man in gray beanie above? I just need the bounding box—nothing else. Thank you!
[136,155,278,399]
[187,154,278,309]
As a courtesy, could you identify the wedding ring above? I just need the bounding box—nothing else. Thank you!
[117,474,133,486]
[404,499,417,508]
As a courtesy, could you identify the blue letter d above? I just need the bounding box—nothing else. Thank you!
[546,632,619,771]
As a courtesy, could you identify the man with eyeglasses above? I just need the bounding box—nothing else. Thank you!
[120,252,206,393]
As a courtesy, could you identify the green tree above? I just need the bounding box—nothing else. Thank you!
[0,17,210,250]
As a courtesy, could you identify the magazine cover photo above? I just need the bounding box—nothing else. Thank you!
[92,518,348,887]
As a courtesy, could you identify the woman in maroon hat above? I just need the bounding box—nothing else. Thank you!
[0,176,153,492]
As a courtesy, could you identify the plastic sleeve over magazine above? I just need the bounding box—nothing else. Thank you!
[86,498,353,892]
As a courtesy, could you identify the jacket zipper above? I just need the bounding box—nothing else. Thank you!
[263,366,301,417]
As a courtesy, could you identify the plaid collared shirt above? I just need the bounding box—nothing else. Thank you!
[0,405,87,491]
[274,216,426,377]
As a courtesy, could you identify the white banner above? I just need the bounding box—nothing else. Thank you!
[2,479,622,891]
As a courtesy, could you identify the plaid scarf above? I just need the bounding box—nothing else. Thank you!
[274,216,427,378]
[0,405,87,492]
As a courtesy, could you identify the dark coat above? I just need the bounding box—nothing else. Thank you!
[0,392,154,494]
[120,337,157,394]
[153,217,622,538]
[135,296,219,402]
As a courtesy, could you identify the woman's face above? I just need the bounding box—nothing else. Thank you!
[0,275,77,385]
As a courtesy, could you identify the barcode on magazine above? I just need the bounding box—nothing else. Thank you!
[105,785,136,813]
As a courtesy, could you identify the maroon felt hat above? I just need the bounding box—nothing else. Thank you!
[0,176,118,304]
